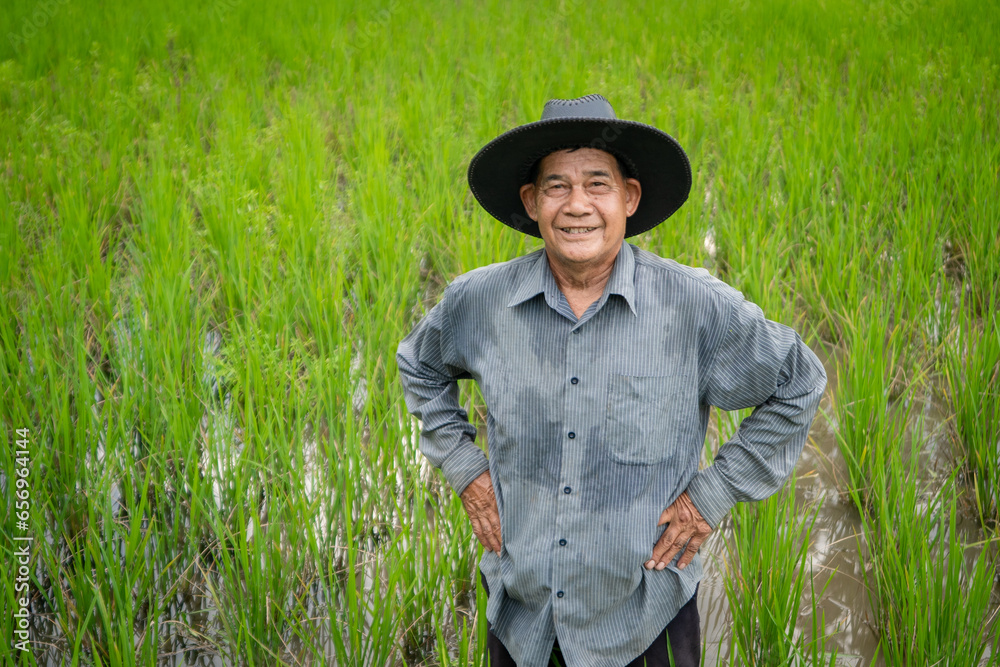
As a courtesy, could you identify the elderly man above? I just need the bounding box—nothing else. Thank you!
[396,94,826,667]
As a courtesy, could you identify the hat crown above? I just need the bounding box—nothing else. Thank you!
[540,94,617,121]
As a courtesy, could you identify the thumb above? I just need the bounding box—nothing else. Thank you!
[658,506,672,526]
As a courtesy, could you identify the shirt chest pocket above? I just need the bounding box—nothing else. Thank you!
[605,373,691,465]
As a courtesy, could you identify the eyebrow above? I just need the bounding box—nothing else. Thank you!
[542,169,614,183]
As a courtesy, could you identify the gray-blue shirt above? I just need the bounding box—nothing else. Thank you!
[396,242,826,667]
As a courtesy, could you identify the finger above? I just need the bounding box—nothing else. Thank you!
[650,525,693,570]
[658,521,690,560]
[475,509,500,553]
[658,507,672,526]
[478,508,499,549]
[676,534,706,570]
[482,531,498,554]
[657,533,692,570]
[479,502,501,553]
[647,525,685,569]
[474,531,490,552]
[647,525,678,566]
[470,516,491,551]
[649,528,675,564]
[482,519,500,553]
[484,528,500,553]
[490,516,502,552]
[483,496,501,551]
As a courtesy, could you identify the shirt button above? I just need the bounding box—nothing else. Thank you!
[567,431,575,439]
[572,329,580,335]
[563,486,572,494]
[559,539,567,546]
[557,591,565,598]
[570,377,579,385]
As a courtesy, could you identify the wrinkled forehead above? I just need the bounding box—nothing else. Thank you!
[537,147,616,169]
[530,147,633,184]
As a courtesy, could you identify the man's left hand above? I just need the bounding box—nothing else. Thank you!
[645,491,712,571]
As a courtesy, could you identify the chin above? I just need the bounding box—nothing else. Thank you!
[566,250,606,265]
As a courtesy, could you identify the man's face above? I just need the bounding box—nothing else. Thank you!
[519,148,641,275]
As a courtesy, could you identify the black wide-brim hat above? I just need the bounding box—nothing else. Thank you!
[467,94,692,238]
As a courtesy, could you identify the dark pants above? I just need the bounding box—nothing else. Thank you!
[482,572,701,667]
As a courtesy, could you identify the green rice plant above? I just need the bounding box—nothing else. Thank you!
[324,458,411,667]
[887,172,950,330]
[721,475,838,667]
[944,292,1000,531]
[830,298,916,518]
[28,426,165,666]
[945,142,1000,318]
[859,438,1000,666]
[710,409,837,667]
[435,548,484,667]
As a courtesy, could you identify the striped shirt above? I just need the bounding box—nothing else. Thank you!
[396,242,826,667]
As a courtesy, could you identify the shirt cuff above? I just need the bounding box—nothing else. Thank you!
[439,439,491,496]
[685,464,738,529]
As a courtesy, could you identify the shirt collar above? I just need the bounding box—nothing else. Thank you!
[506,242,637,317]
[602,241,637,316]
[506,249,550,308]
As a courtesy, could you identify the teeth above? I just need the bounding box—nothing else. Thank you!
[564,227,596,234]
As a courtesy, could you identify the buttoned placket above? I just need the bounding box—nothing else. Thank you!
[554,321,589,610]
[545,258,624,615]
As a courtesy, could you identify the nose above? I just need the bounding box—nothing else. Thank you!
[563,184,593,216]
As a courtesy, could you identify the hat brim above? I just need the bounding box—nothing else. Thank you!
[467,117,692,238]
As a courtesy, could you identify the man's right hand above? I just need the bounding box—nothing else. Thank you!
[460,470,502,553]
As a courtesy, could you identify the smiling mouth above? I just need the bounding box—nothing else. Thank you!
[560,227,597,235]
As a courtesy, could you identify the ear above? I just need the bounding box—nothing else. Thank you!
[624,177,641,217]
[519,182,539,221]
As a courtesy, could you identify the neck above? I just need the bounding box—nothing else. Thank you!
[546,244,622,317]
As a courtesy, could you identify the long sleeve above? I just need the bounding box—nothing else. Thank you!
[685,296,827,528]
[396,285,490,496]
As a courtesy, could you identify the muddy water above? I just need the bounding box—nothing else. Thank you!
[699,349,993,666]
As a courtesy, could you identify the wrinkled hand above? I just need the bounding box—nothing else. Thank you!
[460,471,502,553]
[646,491,712,571]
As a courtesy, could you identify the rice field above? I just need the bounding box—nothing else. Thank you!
[1,0,999,664]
